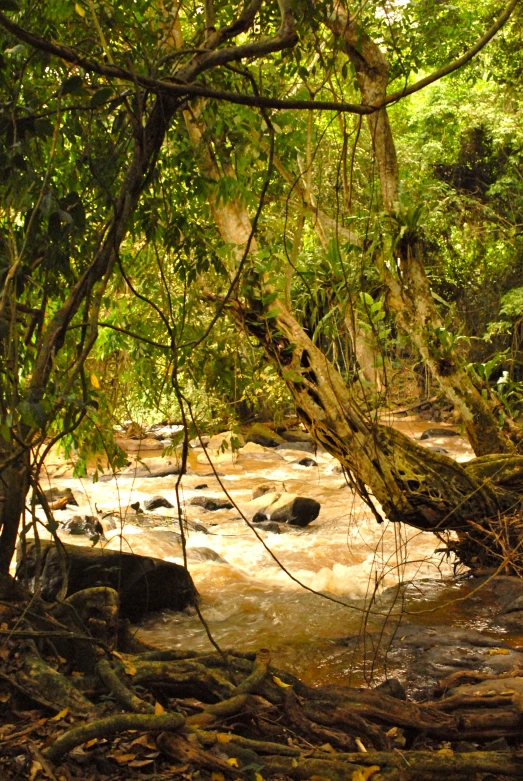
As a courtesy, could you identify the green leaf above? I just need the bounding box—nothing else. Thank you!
[265,307,280,319]
[60,75,84,96]
[90,86,113,108]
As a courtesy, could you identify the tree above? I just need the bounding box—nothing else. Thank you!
[1,0,522,587]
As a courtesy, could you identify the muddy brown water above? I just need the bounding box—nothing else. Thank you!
[31,418,522,687]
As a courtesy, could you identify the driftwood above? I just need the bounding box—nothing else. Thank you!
[2,589,523,780]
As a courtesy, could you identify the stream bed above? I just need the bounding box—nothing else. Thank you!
[32,417,523,690]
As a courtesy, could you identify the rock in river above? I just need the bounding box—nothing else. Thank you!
[190,496,233,512]
[420,427,460,440]
[245,423,285,448]
[144,495,174,511]
[253,493,320,528]
[61,515,102,537]
[252,481,284,499]
[17,540,197,621]
[298,457,318,467]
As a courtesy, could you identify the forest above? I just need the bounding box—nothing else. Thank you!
[1,0,523,778]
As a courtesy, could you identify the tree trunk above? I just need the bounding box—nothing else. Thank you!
[182,79,523,562]
[328,10,515,457]
[229,293,523,534]
[0,441,30,578]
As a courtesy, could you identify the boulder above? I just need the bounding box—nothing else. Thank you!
[144,495,174,511]
[189,435,210,448]
[16,540,197,621]
[420,427,460,440]
[61,515,102,537]
[269,496,320,527]
[275,441,316,454]
[252,482,285,500]
[254,493,320,527]
[206,430,245,451]
[426,446,449,454]
[186,547,227,563]
[38,487,78,507]
[245,423,285,448]
[194,483,208,490]
[190,496,233,512]
[298,457,318,467]
[240,442,273,455]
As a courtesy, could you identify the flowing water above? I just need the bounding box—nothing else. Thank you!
[33,417,511,687]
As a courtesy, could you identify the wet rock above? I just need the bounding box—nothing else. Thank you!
[426,446,449,454]
[383,625,523,694]
[62,515,101,536]
[259,494,321,527]
[189,435,209,448]
[194,484,208,490]
[100,461,182,481]
[190,496,233,512]
[484,737,510,751]
[240,442,274,455]
[115,436,163,451]
[255,521,282,533]
[298,457,317,467]
[148,424,183,439]
[206,430,245,451]
[252,482,284,500]
[245,423,285,448]
[17,540,197,621]
[187,547,227,564]
[38,487,78,507]
[420,428,459,440]
[339,620,523,698]
[280,428,313,444]
[144,495,174,511]
[104,529,183,558]
[188,521,209,534]
[99,514,118,533]
[275,441,316,454]
[374,678,406,700]
[501,594,523,614]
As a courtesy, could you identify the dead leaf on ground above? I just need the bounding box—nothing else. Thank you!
[109,752,136,764]
[51,708,69,721]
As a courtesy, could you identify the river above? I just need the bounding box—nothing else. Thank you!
[32,416,519,688]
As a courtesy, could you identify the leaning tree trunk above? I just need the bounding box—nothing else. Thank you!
[229,293,523,534]
[328,8,516,458]
[183,87,523,568]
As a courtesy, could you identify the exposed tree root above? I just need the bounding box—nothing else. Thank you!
[3,589,523,780]
[44,711,185,762]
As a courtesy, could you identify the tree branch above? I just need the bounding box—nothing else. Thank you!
[384,0,520,106]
